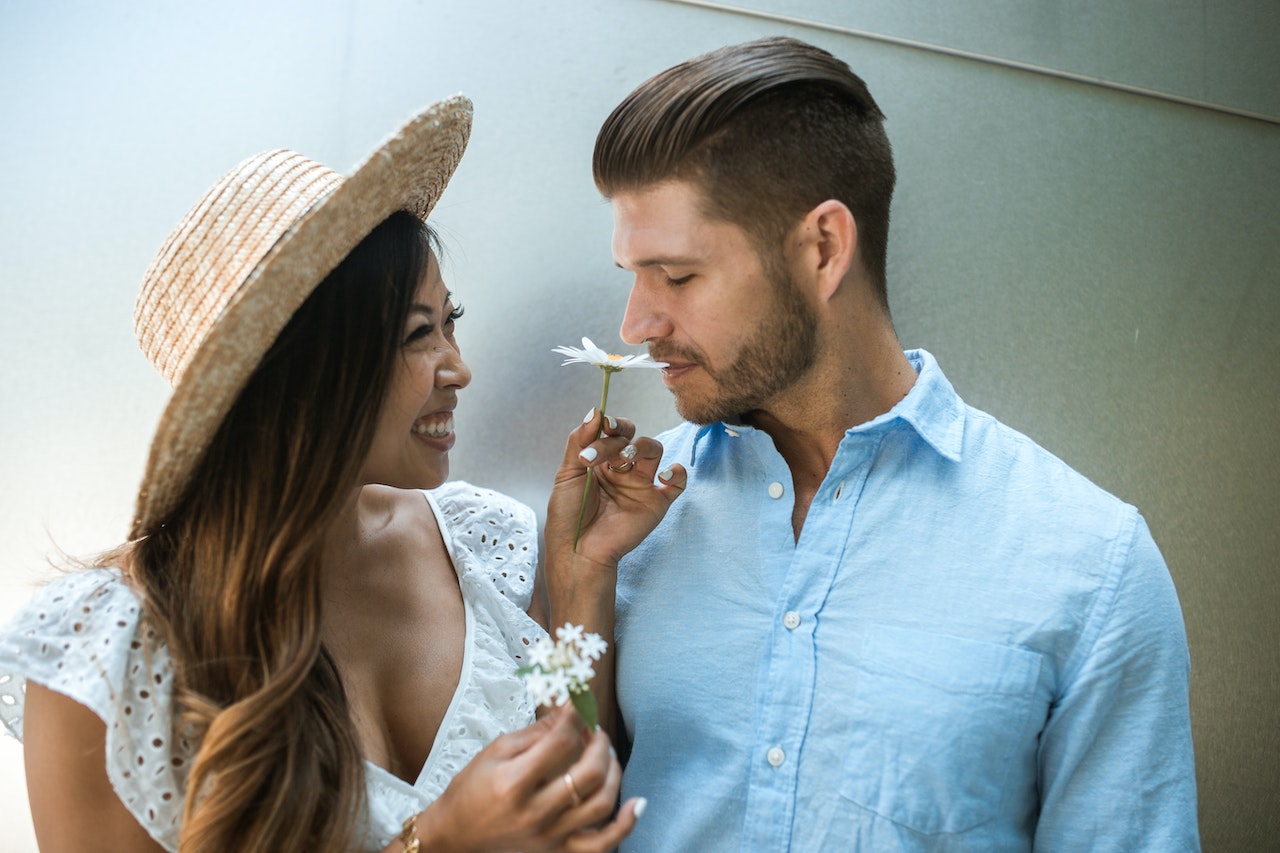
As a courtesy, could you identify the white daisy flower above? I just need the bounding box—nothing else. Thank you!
[553,338,666,552]
[553,337,667,372]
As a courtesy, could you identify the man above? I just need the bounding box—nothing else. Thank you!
[573,36,1199,851]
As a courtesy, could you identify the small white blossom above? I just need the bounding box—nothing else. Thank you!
[567,656,596,685]
[552,337,667,372]
[528,636,557,670]
[556,622,585,645]
[577,631,608,661]
[543,669,573,707]
[517,624,609,717]
[524,672,554,707]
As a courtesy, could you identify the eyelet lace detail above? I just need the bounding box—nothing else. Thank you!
[0,569,191,850]
[0,482,546,852]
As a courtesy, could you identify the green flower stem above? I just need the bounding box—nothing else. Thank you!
[573,368,614,550]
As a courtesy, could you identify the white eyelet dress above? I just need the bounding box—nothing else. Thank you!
[0,482,547,851]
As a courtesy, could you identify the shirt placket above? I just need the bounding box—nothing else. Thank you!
[741,433,880,852]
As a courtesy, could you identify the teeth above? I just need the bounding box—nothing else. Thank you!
[413,415,454,437]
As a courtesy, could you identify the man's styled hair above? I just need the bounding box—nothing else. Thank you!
[593,36,896,308]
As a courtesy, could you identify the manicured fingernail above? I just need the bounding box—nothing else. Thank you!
[583,408,596,424]
[658,467,675,482]
[634,797,648,818]
[579,447,598,463]
[605,415,618,431]
[620,444,638,461]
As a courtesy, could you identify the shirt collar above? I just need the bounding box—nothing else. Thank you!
[688,348,965,465]
[860,348,965,462]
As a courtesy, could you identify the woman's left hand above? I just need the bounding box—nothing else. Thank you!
[545,409,686,569]
[539,410,685,742]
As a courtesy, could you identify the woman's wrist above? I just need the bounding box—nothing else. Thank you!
[398,813,421,853]
[408,804,459,853]
[545,551,618,607]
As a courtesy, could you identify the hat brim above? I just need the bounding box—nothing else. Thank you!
[131,95,473,538]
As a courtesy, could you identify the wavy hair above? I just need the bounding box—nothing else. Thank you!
[115,211,436,852]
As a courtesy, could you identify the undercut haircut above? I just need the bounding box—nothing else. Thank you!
[594,36,897,309]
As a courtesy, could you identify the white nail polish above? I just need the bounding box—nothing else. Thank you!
[605,415,618,431]
[621,444,638,461]
[583,408,596,424]
[580,447,598,463]
[658,467,675,482]
[634,797,648,819]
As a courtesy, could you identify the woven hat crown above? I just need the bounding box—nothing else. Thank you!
[134,151,342,387]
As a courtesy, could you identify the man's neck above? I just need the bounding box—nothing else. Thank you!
[744,333,916,539]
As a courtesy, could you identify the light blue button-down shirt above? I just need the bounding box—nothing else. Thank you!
[615,349,1198,852]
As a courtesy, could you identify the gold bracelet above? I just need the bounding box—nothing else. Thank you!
[399,813,421,853]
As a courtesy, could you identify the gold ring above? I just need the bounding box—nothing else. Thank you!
[606,459,636,473]
[562,772,583,807]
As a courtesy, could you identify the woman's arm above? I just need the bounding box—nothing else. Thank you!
[542,411,685,741]
[24,681,166,853]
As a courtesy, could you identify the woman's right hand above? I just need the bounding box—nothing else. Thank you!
[411,704,643,853]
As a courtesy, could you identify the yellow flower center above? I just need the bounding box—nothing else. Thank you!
[607,354,624,362]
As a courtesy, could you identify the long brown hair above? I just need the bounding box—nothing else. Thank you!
[117,211,436,852]
[593,36,897,308]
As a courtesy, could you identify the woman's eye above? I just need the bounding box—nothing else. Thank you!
[445,304,465,331]
[667,274,694,286]
[404,324,434,345]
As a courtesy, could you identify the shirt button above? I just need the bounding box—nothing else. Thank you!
[767,481,785,499]
[766,746,785,767]
[783,611,801,630]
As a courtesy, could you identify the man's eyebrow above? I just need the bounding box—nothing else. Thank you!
[614,257,700,269]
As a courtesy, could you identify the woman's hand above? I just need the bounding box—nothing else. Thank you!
[545,409,686,570]
[538,409,686,741]
[412,704,644,853]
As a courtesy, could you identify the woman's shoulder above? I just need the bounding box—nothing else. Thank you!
[429,481,537,528]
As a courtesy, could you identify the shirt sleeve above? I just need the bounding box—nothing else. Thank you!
[1034,510,1201,851]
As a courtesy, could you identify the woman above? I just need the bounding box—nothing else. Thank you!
[0,96,683,852]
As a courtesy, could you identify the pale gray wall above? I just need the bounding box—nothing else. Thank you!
[1,1,1276,850]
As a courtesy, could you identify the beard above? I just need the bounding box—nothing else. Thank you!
[653,269,819,426]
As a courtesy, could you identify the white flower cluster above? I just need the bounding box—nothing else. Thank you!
[521,623,608,710]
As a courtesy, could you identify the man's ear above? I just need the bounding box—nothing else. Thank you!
[794,199,856,303]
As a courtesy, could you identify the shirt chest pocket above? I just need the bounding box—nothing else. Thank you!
[838,625,1044,836]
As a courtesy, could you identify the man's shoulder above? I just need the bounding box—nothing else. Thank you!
[958,403,1136,525]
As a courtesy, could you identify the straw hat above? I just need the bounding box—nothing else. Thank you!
[129,95,472,539]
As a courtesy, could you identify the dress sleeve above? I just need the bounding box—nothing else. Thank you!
[428,481,539,609]
[1034,510,1201,851]
[0,569,192,852]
